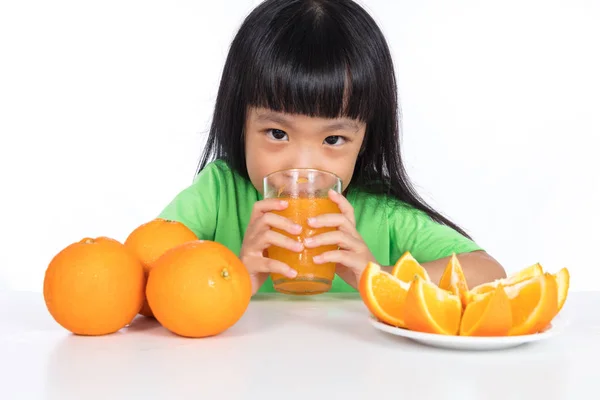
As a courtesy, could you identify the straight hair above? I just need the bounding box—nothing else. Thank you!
[197,0,472,239]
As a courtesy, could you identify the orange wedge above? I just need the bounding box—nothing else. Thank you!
[508,262,544,282]
[391,251,430,283]
[535,267,571,332]
[505,273,558,336]
[470,262,544,297]
[403,275,462,335]
[438,253,470,308]
[459,285,512,336]
[554,267,570,313]
[359,262,410,328]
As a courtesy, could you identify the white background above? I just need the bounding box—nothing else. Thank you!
[1,0,598,293]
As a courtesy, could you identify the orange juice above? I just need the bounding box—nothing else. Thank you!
[268,197,341,295]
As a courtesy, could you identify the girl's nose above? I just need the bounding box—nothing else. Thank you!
[288,149,320,170]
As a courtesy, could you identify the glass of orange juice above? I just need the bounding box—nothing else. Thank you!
[263,168,342,295]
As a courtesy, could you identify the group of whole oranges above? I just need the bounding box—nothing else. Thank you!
[43,218,252,338]
[359,252,570,336]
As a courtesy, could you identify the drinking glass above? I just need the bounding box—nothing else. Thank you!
[263,168,342,295]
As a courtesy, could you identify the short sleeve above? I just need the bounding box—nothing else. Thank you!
[389,202,484,264]
[157,163,221,240]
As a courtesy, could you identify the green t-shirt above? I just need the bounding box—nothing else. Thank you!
[158,160,483,293]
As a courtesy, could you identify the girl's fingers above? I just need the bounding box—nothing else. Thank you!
[249,198,289,224]
[303,230,362,250]
[307,213,355,234]
[265,258,298,278]
[260,230,303,252]
[244,255,297,278]
[313,250,366,271]
[328,189,356,226]
[258,212,302,235]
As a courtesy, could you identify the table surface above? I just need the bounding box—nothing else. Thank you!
[1,289,599,399]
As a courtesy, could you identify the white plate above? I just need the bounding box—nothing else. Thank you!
[368,315,567,351]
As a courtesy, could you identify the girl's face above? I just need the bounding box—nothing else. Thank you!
[244,107,366,195]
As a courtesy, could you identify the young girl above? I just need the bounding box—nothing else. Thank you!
[158,0,507,295]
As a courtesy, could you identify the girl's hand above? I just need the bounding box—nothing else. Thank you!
[240,198,303,295]
[303,190,376,288]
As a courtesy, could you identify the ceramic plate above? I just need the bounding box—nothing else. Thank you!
[368,315,567,351]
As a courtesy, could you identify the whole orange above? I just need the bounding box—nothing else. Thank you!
[124,218,197,317]
[43,236,145,336]
[146,240,252,338]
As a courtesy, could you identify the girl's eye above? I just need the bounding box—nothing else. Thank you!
[267,129,288,141]
[324,135,346,146]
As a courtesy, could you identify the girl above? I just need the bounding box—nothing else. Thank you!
[159,0,507,295]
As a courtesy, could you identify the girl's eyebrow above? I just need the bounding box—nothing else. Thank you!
[255,111,293,128]
[322,121,361,133]
[254,111,360,133]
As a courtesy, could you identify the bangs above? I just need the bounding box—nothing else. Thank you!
[243,6,378,123]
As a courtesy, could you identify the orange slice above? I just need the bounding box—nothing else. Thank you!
[391,251,430,283]
[554,267,570,313]
[403,275,462,335]
[358,262,410,328]
[470,262,544,297]
[459,285,512,336]
[536,268,570,332]
[438,253,469,308]
[505,273,558,336]
[508,262,544,282]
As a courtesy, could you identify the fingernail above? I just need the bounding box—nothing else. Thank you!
[280,200,288,207]
[292,224,302,233]
[294,242,304,251]
[289,269,298,278]
[313,255,323,263]
[307,217,316,226]
[304,237,314,245]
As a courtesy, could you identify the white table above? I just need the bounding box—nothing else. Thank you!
[1,290,599,399]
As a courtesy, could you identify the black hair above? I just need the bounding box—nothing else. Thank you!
[197,0,472,239]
